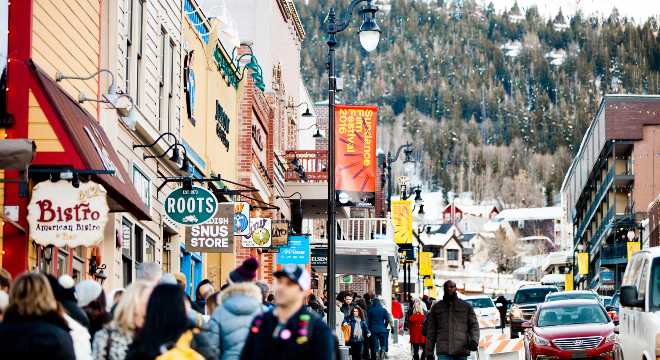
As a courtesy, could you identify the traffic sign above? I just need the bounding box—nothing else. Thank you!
[165,186,218,226]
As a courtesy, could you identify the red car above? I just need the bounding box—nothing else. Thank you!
[523,299,617,360]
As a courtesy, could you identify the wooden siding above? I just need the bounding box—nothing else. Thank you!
[27,90,64,152]
[31,0,100,115]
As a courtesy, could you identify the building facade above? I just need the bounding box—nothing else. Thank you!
[561,95,660,293]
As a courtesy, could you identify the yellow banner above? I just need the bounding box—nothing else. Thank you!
[430,285,438,298]
[392,200,412,244]
[627,241,640,260]
[565,273,574,291]
[419,251,433,276]
[424,277,433,288]
[577,252,589,276]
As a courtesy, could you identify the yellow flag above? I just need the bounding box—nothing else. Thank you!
[430,285,438,299]
[627,241,640,260]
[577,252,589,276]
[424,277,433,288]
[565,273,574,291]
[392,200,413,244]
[419,252,433,276]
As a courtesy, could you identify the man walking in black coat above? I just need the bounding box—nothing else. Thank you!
[425,280,479,360]
[240,265,337,360]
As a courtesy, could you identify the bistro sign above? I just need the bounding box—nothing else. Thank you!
[27,180,109,247]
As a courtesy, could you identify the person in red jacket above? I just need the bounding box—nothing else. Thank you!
[407,299,427,360]
[391,296,404,335]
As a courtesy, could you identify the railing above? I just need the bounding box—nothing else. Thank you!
[285,150,328,182]
[601,242,628,261]
[576,167,614,241]
[588,206,615,258]
[337,218,388,241]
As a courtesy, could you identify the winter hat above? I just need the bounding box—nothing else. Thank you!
[274,264,311,291]
[229,257,259,283]
[75,280,103,308]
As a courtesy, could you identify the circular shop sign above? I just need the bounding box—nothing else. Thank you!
[165,186,218,226]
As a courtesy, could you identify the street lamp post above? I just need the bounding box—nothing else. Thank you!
[325,0,381,327]
[385,143,415,213]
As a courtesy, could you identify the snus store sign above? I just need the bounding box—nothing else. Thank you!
[27,180,109,247]
[165,186,218,226]
[185,204,234,252]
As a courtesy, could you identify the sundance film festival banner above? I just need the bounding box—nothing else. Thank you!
[335,105,377,207]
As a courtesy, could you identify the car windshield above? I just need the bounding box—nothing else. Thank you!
[514,288,556,304]
[546,293,598,302]
[537,304,609,327]
[650,258,660,312]
[465,298,494,309]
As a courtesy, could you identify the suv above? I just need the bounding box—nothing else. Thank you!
[618,247,660,360]
[509,284,558,338]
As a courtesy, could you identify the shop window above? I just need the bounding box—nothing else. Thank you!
[145,236,156,263]
[168,40,176,132]
[132,165,150,208]
[134,225,144,271]
[72,247,84,282]
[126,0,144,102]
[122,217,134,286]
[447,249,459,261]
[159,27,168,131]
[57,248,69,277]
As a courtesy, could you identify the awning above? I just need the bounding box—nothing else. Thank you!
[30,61,151,220]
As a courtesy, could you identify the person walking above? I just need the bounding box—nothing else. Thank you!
[0,272,75,359]
[391,296,403,336]
[192,279,215,315]
[240,265,336,360]
[494,294,509,331]
[92,281,153,360]
[366,296,391,360]
[126,284,207,360]
[340,292,355,319]
[425,280,479,360]
[344,307,371,360]
[407,300,426,360]
[204,257,262,360]
[76,280,111,339]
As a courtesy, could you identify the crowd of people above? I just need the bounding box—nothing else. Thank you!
[0,259,338,360]
[0,262,481,360]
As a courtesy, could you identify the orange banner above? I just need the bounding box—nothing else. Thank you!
[335,105,377,207]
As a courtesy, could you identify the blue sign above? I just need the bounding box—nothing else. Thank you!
[600,268,615,285]
[277,235,310,265]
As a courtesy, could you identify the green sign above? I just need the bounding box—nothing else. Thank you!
[341,275,353,284]
[165,186,218,226]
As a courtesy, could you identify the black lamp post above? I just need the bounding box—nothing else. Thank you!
[385,143,415,213]
[325,0,381,327]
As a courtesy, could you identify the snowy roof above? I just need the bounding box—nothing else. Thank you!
[493,207,562,222]
[443,203,497,217]
[419,226,461,247]
[462,233,476,242]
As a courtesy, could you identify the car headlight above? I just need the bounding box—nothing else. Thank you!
[605,332,616,343]
[533,334,550,346]
[511,305,523,319]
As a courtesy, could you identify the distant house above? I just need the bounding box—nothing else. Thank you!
[441,202,499,233]
[416,224,464,270]
[484,207,562,244]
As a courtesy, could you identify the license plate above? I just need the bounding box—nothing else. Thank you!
[571,351,587,358]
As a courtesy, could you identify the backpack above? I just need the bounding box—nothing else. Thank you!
[156,330,204,360]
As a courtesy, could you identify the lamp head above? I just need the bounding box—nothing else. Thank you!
[122,106,138,131]
[180,156,191,174]
[358,2,381,52]
[169,146,181,163]
[414,188,423,204]
[302,107,313,117]
[418,204,425,215]
[313,128,323,138]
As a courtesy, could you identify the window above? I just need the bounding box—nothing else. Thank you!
[122,217,133,286]
[126,0,133,92]
[135,0,144,106]
[638,258,650,304]
[126,0,144,102]
[132,165,150,207]
[134,225,144,270]
[168,40,176,132]
[159,27,167,130]
[145,235,156,263]
[447,249,459,261]
[56,248,69,277]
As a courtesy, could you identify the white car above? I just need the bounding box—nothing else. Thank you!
[464,295,501,329]
[618,246,660,360]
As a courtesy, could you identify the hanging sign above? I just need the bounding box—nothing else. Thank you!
[185,204,234,252]
[341,275,353,284]
[27,180,109,247]
[392,200,413,244]
[627,241,640,260]
[335,104,377,207]
[272,220,289,247]
[424,277,434,288]
[165,186,218,226]
[241,217,272,248]
[564,273,574,291]
[311,247,328,266]
[577,252,589,276]
[276,235,310,265]
[420,251,433,276]
[233,202,250,236]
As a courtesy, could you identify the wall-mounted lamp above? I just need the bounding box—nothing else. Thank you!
[288,102,314,118]
[296,123,323,139]
[231,45,266,91]
[134,132,190,174]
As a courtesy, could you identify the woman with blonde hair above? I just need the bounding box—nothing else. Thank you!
[0,272,75,359]
[93,280,153,360]
[407,299,427,360]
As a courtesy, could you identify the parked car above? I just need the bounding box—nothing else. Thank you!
[464,295,501,329]
[600,296,613,306]
[523,299,616,360]
[618,247,660,360]
[510,284,559,338]
[604,291,619,325]
[545,290,601,303]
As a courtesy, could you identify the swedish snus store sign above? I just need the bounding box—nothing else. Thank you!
[165,186,218,226]
[185,204,234,252]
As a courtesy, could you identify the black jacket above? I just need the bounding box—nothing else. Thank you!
[0,312,75,360]
[240,306,337,360]
[425,297,479,356]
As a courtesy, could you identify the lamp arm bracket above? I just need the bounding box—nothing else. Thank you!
[144,142,185,160]
[133,132,178,150]
[331,0,370,34]
[391,142,413,163]
[57,69,116,94]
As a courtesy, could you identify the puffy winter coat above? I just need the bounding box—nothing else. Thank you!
[407,312,426,345]
[366,301,391,334]
[425,298,479,356]
[204,282,262,360]
[0,311,75,360]
[64,313,92,360]
[343,316,370,344]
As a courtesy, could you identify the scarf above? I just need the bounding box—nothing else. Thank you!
[352,318,363,341]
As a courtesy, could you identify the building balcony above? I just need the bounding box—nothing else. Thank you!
[600,242,628,265]
[575,168,614,241]
[587,206,615,258]
[283,150,341,218]
[285,150,327,182]
[337,218,388,241]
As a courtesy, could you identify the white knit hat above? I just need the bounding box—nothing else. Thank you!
[75,280,103,308]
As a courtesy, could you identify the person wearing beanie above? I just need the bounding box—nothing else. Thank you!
[192,279,214,315]
[46,274,92,360]
[76,280,110,339]
[203,257,263,360]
